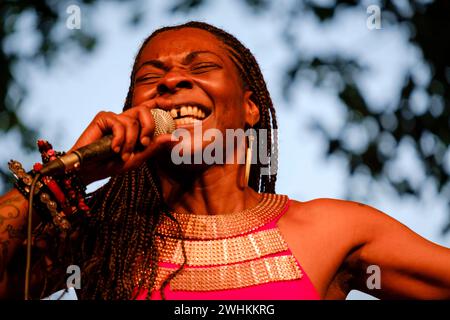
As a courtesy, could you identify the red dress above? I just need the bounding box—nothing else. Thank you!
[135,193,320,300]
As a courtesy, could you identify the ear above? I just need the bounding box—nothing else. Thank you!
[243,91,260,127]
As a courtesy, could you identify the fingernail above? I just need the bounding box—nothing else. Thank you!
[113,146,120,153]
[122,153,131,162]
[141,137,150,146]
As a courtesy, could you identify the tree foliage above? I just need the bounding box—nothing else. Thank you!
[1,0,449,231]
[166,0,450,233]
[0,0,143,184]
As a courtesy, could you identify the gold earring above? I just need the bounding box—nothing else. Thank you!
[244,133,255,187]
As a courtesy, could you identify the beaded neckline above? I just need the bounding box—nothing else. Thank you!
[156,193,288,240]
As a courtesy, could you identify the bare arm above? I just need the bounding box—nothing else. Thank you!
[0,188,31,298]
[346,202,450,299]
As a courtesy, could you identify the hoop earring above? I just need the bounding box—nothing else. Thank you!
[244,132,255,187]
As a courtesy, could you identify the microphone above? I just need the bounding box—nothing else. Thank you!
[39,109,175,176]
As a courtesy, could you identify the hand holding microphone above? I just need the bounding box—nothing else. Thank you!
[41,105,175,184]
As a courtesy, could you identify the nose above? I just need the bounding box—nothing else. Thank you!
[157,71,193,95]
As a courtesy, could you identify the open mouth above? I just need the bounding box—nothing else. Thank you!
[169,104,211,126]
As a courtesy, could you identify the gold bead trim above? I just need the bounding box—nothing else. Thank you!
[156,228,289,266]
[156,193,288,240]
[153,255,302,292]
[8,160,43,193]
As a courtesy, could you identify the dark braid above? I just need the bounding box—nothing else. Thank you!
[79,164,164,299]
[41,21,278,300]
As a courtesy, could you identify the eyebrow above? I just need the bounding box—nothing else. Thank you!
[136,50,223,72]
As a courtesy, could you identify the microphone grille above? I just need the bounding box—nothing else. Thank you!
[151,108,176,136]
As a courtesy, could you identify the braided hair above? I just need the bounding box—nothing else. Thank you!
[45,21,278,300]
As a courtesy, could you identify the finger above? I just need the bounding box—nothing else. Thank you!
[96,112,127,153]
[117,115,140,162]
[123,107,155,147]
[71,111,125,154]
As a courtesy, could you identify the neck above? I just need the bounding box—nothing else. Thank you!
[156,163,261,215]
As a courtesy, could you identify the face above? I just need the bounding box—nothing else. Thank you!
[132,28,259,163]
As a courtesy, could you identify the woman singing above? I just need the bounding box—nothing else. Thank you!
[0,21,449,300]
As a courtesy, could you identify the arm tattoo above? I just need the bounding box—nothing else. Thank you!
[0,195,27,281]
[0,196,23,227]
[3,224,26,239]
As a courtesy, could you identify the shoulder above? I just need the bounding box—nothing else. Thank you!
[282,196,394,242]
[285,196,379,221]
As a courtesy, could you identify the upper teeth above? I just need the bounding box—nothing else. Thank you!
[170,105,206,120]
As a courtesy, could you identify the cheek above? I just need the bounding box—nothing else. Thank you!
[202,75,245,111]
[131,85,155,106]
[216,83,246,125]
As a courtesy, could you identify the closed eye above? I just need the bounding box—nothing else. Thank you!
[191,63,221,74]
[135,74,162,84]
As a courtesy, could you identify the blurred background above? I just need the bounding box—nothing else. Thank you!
[1,0,449,299]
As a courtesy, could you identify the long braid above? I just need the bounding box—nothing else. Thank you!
[42,21,278,300]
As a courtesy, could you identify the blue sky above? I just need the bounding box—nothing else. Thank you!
[2,0,449,299]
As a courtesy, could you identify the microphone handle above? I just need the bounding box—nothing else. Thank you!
[74,134,115,163]
[39,135,114,176]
